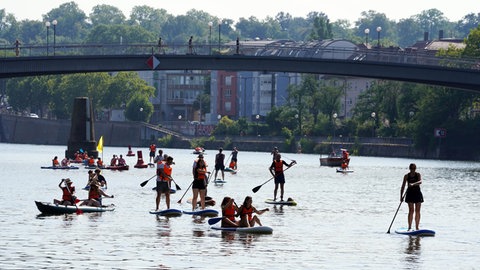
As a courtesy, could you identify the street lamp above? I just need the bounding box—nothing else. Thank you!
[218,19,222,52]
[333,113,338,140]
[371,112,376,137]
[45,21,50,55]
[208,21,213,55]
[52,20,57,55]
[364,28,370,46]
[295,113,300,135]
[255,114,260,136]
[376,26,382,48]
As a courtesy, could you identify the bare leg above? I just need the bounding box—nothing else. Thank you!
[214,169,218,180]
[414,203,422,230]
[221,170,225,180]
[274,183,279,201]
[250,216,262,227]
[192,189,199,211]
[156,191,161,211]
[280,183,285,201]
[199,189,206,209]
[165,192,170,209]
[407,203,414,230]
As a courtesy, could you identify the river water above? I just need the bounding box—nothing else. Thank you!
[0,143,479,269]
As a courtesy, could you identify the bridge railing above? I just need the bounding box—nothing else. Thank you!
[1,42,479,71]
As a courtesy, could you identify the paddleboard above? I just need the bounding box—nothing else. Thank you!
[41,166,79,170]
[214,179,227,184]
[183,209,219,217]
[148,163,155,167]
[336,168,354,173]
[395,228,435,236]
[151,187,176,193]
[211,225,273,234]
[265,198,297,206]
[149,208,183,217]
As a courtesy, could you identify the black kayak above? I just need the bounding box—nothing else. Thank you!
[35,201,115,215]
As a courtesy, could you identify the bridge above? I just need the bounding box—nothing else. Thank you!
[1,42,480,91]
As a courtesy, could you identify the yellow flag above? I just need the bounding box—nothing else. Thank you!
[97,136,104,153]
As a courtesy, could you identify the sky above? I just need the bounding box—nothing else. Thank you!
[2,0,478,23]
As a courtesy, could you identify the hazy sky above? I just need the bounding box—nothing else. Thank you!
[2,0,478,23]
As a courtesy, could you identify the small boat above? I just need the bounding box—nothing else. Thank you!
[35,201,115,215]
[211,225,273,234]
[41,166,79,170]
[265,198,297,206]
[84,165,106,170]
[320,149,350,167]
[192,147,205,155]
[106,165,129,171]
[395,228,435,237]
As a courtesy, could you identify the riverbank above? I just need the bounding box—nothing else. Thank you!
[0,113,432,159]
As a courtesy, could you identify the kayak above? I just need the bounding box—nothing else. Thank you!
[395,228,436,236]
[41,166,79,170]
[336,168,354,173]
[35,201,115,215]
[211,225,273,234]
[265,198,297,206]
[149,209,183,217]
[183,209,219,217]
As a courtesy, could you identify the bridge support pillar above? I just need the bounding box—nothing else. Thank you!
[65,97,98,159]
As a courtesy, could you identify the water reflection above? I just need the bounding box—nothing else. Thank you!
[155,215,171,237]
[404,236,422,264]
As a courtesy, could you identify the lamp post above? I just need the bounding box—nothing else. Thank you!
[332,113,338,140]
[255,114,260,136]
[376,26,382,48]
[364,28,370,46]
[208,21,213,55]
[45,21,50,55]
[217,19,222,52]
[52,20,57,55]
[371,112,376,137]
[295,113,300,135]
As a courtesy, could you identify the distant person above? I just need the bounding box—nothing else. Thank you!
[401,163,424,231]
[155,156,174,211]
[214,148,225,181]
[80,182,113,207]
[149,144,156,163]
[269,154,296,201]
[117,155,126,166]
[96,158,104,168]
[230,147,238,170]
[14,39,21,56]
[188,36,193,54]
[110,155,117,166]
[61,157,70,167]
[53,178,76,206]
[52,156,60,167]
[238,196,269,227]
[95,169,107,189]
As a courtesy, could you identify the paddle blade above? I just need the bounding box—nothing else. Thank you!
[140,180,149,187]
[208,217,222,225]
[252,185,261,193]
[175,183,181,190]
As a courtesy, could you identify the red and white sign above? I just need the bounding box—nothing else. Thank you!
[434,128,447,138]
[146,56,160,69]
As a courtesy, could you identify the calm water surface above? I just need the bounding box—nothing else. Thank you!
[0,143,479,269]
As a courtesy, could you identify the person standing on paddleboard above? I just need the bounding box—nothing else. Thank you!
[214,148,225,181]
[155,156,174,211]
[400,163,424,231]
[269,154,296,201]
[192,153,208,211]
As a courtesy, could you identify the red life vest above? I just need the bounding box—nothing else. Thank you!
[224,204,236,221]
[88,187,100,200]
[274,160,284,173]
[241,206,253,221]
[62,186,75,201]
[160,163,172,181]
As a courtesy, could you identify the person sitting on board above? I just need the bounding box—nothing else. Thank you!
[155,156,174,211]
[52,156,60,167]
[110,155,117,166]
[80,182,113,207]
[95,169,107,189]
[53,178,77,206]
[231,147,238,170]
[192,153,208,211]
[60,157,70,167]
[96,158,104,168]
[87,156,95,167]
[237,196,269,227]
[73,151,83,162]
[214,148,225,181]
[117,155,126,166]
[220,196,239,227]
[401,163,424,231]
[269,154,296,201]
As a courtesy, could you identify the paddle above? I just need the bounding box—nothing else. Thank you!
[387,191,407,233]
[208,217,223,225]
[177,181,193,203]
[140,175,157,187]
[252,163,295,193]
[171,178,182,190]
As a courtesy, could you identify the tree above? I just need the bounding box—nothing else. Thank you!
[309,13,332,40]
[456,13,480,38]
[463,25,480,57]
[43,2,89,42]
[125,93,153,122]
[89,4,126,26]
[128,5,169,34]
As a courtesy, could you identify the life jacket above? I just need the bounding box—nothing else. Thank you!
[160,163,172,181]
[88,187,101,200]
[229,161,236,169]
[241,206,253,221]
[194,160,207,180]
[88,158,95,165]
[97,160,103,167]
[150,144,156,152]
[62,186,75,201]
[53,159,59,166]
[274,160,284,173]
[61,158,69,166]
[224,204,236,221]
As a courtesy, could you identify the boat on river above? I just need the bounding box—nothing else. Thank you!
[35,201,115,215]
[320,149,350,167]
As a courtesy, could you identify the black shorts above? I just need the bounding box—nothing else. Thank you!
[156,181,170,193]
[215,164,225,171]
[149,151,155,157]
[192,179,206,190]
[274,174,285,184]
[405,188,423,203]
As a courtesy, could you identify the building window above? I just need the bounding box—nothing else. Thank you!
[225,89,231,98]
[225,76,232,86]
[225,102,231,112]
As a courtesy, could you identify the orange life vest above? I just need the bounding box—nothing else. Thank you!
[62,186,75,201]
[241,206,253,221]
[88,187,101,200]
[274,160,284,173]
[160,163,172,181]
[224,204,236,221]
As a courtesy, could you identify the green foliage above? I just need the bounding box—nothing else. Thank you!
[299,137,315,153]
[125,94,153,122]
[157,134,173,148]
